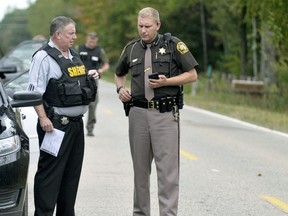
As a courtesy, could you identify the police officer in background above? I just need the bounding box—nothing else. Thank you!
[115,7,198,216]
[28,16,98,216]
[78,32,110,136]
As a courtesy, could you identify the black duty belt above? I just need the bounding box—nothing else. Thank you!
[53,113,83,125]
[132,99,160,109]
[132,96,177,113]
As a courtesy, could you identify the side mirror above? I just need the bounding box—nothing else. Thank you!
[11,91,42,107]
[0,65,17,74]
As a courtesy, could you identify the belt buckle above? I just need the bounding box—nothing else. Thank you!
[148,100,154,109]
[60,116,69,125]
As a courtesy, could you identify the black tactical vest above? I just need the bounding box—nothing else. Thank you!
[78,45,101,71]
[43,45,97,107]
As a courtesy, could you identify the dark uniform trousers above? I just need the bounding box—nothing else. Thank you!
[129,107,179,216]
[86,89,99,133]
[34,117,85,216]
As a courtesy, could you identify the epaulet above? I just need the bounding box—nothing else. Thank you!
[161,33,180,46]
[123,38,140,51]
[127,38,141,46]
[119,38,140,57]
[170,36,181,43]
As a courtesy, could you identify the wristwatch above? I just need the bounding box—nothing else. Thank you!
[117,86,124,94]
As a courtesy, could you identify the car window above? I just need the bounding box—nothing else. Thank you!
[4,72,29,98]
[1,41,45,72]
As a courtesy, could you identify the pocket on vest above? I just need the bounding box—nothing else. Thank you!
[86,77,98,102]
[58,82,83,106]
[82,87,93,104]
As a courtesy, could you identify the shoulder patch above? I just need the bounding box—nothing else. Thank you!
[176,42,189,54]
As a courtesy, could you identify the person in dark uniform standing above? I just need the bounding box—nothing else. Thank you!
[115,7,198,216]
[28,16,98,216]
[78,32,110,136]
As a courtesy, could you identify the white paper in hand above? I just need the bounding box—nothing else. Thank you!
[40,129,65,157]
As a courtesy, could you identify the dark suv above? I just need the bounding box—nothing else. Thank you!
[0,40,46,84]
[0,80,42,216]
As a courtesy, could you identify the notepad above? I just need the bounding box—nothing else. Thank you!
[40,129,65,157]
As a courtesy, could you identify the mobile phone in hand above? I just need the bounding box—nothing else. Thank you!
[148,72,159,79]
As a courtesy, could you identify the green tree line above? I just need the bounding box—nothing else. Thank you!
[0,0,288,103]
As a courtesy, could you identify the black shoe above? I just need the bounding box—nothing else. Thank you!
[87,132,94,136]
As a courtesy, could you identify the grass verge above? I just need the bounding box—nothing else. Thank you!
[103,70,288,134]
[185,80,288,134]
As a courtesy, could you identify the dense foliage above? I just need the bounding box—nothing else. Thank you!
[0,0,287,106]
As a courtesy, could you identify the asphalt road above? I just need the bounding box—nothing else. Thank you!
[27,79,288,216]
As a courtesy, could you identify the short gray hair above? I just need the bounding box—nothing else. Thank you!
[138,7,160,24]
[50,16,75,36]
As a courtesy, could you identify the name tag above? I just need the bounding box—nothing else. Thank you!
[91,56,99,61]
